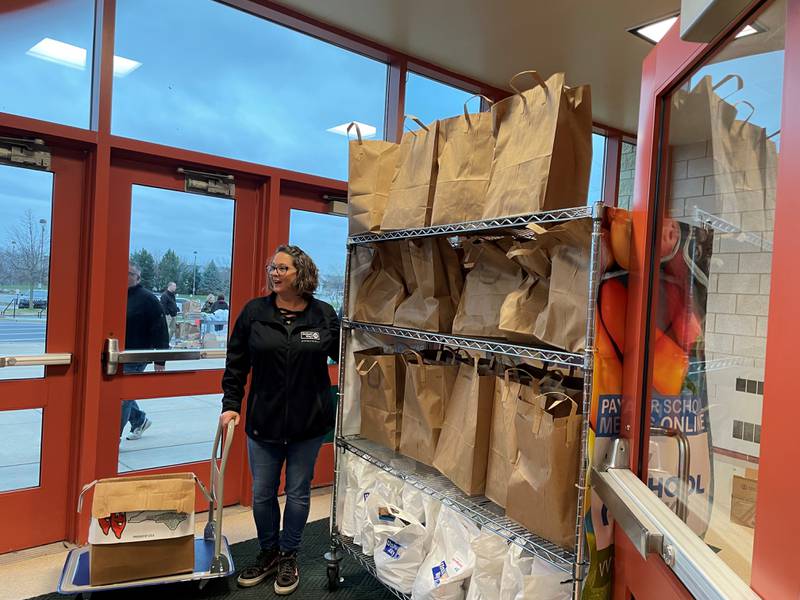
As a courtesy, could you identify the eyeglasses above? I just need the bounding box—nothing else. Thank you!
[267,264,293,275]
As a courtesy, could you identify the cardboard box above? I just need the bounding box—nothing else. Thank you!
[183,300,202,314]
[88,473,196,585]
[730,474,757,529]
[202,333,226,349]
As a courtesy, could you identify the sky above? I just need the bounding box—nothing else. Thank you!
[0,0,785,273]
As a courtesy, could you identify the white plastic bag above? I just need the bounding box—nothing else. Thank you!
[499,543,534,600]
[362,472,404,555]
[411,507,481,600]
[372,503,428,594]
[402,482,427,522]
[401,482,442,551]
[340,453,364,538]
[353,461,381,546]
[518,557,570,600]
[465,530,508,600]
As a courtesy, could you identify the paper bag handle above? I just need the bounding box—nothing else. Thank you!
[356,358,379,376]
[712,74,743,100]
[530,392,579,445]
[346,121,363,144]
[463,94,494,127]
[733,100,755,124]
[404,114,430,134]
[356,358,384,390]
[767,129,780,140]
[503,366,532,386]
[509,70,548,95]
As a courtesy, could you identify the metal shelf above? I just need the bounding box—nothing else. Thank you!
[343,319,586,368]
[688,356,750,375]
[348,207,592,245]
[338,436,576,574]
[335,534,411,600]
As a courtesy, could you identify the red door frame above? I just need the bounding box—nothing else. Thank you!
[94,157,261,498]
[617,1,800,598]
[0,147,87,552]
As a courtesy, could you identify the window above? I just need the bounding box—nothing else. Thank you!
[0,0,94,128]
[0,165,53,381]
[118,394,220,472]
[112,0,387,181]
[618,142,637,209]
[127,186,234,372]
[0,409,42,492]
[404,72,476,125]
[288,210,347,314]
[646,0,784,583]
[588,133,607,204]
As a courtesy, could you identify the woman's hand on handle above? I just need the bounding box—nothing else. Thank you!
[220,411,240,428]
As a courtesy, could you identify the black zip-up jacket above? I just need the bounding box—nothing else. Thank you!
[160,290,179,317]
[221,294,340,443]
[126,284,170,352]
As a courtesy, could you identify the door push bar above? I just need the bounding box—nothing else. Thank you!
[0,353,72,368]
[592,438,759,600]
[104,338,226,375]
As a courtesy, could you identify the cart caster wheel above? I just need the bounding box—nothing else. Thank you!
[327,564,340,591]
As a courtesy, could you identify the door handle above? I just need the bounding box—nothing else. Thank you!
[104,338,226,375]
[592,438,760,600]
[0,353,72,368]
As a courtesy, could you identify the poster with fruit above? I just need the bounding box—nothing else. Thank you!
[581,209,713,599]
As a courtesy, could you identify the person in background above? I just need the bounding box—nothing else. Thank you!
[220,245,339,595]
[202,293,217,313]
[160,281,179,342]
[122,262,169,440]
[211,293,229,312]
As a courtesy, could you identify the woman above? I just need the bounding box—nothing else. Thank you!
[220,245,339,595]
[202,293,216,313]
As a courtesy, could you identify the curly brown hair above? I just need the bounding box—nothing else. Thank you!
[268,245,319,298]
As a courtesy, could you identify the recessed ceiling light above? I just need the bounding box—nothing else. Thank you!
[112,55,142,77]
[27,38,86,69]
[735,23,765,38]
[26,37,141,77]
[327,121,377,138]
[628,14,679,44]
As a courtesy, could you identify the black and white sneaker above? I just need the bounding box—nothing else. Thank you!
[126,418,152,440]
[274,550,299,595]
[236,548,279,587]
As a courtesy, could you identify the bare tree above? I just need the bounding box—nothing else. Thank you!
[6,210,50,306]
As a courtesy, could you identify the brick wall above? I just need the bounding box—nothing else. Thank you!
[617,142,636,210]
[668,138,776,458]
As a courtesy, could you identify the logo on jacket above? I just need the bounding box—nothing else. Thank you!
[300,330,321,343]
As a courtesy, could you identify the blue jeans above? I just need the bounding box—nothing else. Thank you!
[120,363,147,436]
[247,434,325,553]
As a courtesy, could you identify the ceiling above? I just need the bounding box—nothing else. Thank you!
[274,0,681,134]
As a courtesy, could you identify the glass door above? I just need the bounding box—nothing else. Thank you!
[0,144,85,552]
[94,158,263,505]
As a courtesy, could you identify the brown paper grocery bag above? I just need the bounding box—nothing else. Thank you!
[399,349,459,466]
[452,238,523,338]
[393,238,463,332]
[433,357,496,495]
[431,96,495,225]
[353,242,407,324]
[533,243,590,352]
[485,368,539,507]
[347,122,400,235]
[506,392,582,550]
[382,116,439,230]
[354,349,405,450]
[483,71,592,218]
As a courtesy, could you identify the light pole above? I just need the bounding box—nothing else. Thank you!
[192,251,198,296]
[38,219,47,290]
